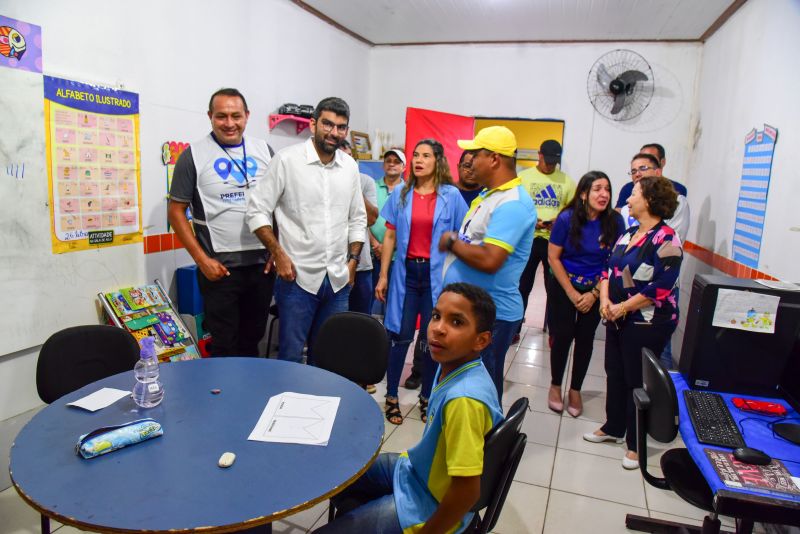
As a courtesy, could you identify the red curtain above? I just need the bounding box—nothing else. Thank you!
[404,107,474,181]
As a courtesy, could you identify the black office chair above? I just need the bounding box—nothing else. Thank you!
[37,325,140,404]
[313,312,389,386]
[328,396,529,530]
[625,349,750,534]
[265,303,279,358]
[35,324,141,533]
[465,396,529,533]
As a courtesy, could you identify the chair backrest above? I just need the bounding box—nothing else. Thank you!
[470,397,529,532]
[641,348,679,443]
[313,312,389,385]
[37,325,141,404]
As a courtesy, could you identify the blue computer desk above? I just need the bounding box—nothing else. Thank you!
[10,358,384,533]
[672,372,800,526]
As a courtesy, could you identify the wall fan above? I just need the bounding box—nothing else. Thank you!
[587,49,654,121]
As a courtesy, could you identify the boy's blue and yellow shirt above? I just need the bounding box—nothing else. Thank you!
[393,359,503,533]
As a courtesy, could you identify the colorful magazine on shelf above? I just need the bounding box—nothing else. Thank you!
[119,287,149,310]
[153,310,186,345]
[704,449,800,497]
[105,292,134,317]
[129,328,186,360]
[143,284,166,306]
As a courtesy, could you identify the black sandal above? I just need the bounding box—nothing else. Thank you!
[385,397,403,425]
[419,397,429,423]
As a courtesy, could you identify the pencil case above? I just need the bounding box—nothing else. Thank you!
[76,418,163,459]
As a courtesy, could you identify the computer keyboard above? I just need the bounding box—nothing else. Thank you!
[683,390,746,449]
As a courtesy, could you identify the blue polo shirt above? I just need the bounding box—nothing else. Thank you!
[442,178,537,321]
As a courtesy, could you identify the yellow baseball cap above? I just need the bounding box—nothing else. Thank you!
[457,126,517,158]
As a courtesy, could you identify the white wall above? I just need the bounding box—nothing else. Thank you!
[0,0,370,421]
[368,42,702,198]
[685,0,800,280]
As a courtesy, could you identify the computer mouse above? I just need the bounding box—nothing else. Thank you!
[733,447,772,465]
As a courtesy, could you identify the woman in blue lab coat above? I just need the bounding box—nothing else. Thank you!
[375,138,468,425]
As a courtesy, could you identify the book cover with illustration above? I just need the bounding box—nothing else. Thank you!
[153,310,187,345]
[142,284,166,306]
[105,292,134,317]
[119,287,149,310]
[130,328,186,361]
[705,449,800,497]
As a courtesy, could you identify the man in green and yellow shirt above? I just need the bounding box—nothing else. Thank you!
[517,140,576,333]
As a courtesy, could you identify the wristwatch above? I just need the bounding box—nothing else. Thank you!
[445,233,457,251]
[347,253,360,265]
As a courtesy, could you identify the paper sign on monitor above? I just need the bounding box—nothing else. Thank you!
[711,288,779,334]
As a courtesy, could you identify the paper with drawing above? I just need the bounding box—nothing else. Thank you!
[712,288,779,334]
[248,392,339,446]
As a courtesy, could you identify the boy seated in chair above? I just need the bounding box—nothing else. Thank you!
[314,282,503,534]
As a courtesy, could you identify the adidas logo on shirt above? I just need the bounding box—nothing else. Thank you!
[533,185,561,208]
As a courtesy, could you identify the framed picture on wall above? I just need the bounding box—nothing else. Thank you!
[350,131,372,160]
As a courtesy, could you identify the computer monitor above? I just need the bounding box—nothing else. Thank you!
[679,275,800,395]
[775,334,800,445]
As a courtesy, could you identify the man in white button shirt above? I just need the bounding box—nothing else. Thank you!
[246,97,367,364]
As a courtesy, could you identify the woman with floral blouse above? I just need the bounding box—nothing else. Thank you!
[582,176,683,470]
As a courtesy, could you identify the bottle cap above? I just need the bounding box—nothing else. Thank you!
[139,336,157,360]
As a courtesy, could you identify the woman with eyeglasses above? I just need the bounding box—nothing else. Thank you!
[546,172,624,417]
[376,139,469,425]
[583,175,683,470]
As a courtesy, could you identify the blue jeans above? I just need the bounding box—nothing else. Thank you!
[349,269,374,315]
[274,276,350,365]
[660,339,674,370]
[312,453,402,534]
[386,260,435,399]
[481,318,521,404]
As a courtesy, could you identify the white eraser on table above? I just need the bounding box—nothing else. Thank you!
[218,452,236,468]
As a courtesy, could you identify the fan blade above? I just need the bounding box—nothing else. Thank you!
[597,64,613,88]
[611,93,627,115]
[618,70,648,85]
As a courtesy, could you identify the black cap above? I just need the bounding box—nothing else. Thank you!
[540,140,562,165]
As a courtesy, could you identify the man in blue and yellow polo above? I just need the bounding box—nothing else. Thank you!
[439,126,537,402]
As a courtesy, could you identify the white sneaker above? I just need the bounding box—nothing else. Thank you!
[622,454,639,470]
[582,431,624,444]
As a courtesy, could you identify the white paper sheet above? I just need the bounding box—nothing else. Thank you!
[711,288,779,333]
[248,392,340,446]
[66,387,131,411]
[755,279,800,291]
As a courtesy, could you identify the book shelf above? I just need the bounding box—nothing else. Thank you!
[98,280,199,362]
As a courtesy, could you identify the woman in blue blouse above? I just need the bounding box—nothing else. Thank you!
[547,172,624,417]
[375,139,468,425]
[583,176,683,470]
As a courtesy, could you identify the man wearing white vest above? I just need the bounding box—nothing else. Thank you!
[168,88,274,357]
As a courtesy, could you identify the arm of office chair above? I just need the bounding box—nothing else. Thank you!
[633,388,670,490]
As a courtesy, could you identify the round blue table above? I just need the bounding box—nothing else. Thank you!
[10,358,384,532]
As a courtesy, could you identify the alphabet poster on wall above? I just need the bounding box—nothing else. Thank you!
[732,124,778,269]
[44,76,142,253]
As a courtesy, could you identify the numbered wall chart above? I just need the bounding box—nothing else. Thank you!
[44,76,142,253]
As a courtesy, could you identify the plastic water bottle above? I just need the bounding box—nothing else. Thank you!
[132,336,164,408]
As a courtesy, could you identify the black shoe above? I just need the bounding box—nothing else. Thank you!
[404,374,421,390]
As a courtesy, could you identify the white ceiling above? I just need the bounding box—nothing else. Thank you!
[298,0,740,45]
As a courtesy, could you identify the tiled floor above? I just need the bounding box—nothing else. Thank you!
[0,277,760,534]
